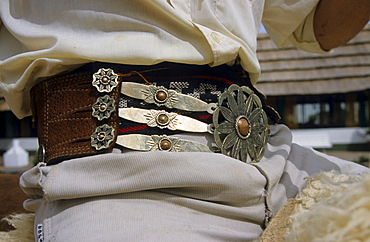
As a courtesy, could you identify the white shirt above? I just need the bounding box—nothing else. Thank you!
[0,0,325,118]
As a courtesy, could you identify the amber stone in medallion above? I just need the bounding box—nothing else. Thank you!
[237,117,250,138]
[157,113,169,125]
[160,139,172,150]
[155,90,168,102]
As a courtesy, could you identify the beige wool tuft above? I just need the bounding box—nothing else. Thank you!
[0,213,35,242]
[286,171,370,241]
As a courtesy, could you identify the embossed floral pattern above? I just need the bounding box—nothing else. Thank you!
[142,85,178,108]
[92,68,119,93]
[145,110,178,130]
[147,135,181,151]
[212,84,269,163]
[91,124,114,150]
[92,95,115,121]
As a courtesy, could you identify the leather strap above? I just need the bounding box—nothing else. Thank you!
[31,71,121,165]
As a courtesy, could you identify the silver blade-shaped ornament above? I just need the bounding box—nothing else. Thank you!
[116,134,213,152]
[119,107,211,133]
[121,82,216,113]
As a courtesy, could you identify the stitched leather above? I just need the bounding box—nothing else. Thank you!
[31,71,121,165]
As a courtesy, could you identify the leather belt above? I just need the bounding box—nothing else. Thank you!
[31,62,279,165]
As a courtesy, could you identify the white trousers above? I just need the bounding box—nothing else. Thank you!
[20,125,368,241]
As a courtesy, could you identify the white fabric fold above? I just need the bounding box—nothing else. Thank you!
[20,125,368,241]
[1,0,327,118]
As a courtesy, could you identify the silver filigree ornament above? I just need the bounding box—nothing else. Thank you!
[142,85,178,108]
[91,124,115,150]
[92,95,115,121]
[147,135,181,152]
[92,68,119,93]
[212,84,269,163]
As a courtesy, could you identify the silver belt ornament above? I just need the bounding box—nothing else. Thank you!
[121,82,217,113]
[90,68,269,163]
[116,134,213,153]
[118,108,211,132]
[212,84,269,163]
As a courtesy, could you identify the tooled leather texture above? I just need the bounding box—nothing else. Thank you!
[31,71,121,165]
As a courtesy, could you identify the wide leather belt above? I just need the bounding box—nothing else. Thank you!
[31,62,279,165]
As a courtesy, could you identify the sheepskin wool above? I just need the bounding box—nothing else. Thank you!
[0,213,34,242]
[286,171,370,241]
[260,199,297,241]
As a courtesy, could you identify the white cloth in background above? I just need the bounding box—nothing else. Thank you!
[0,0,326,118]
[20,125,368,241]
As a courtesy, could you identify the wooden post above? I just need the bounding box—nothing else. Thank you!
[332,101,345,127]
[284,96,298,129]
[320,103,330,127]
[345,93,357,127]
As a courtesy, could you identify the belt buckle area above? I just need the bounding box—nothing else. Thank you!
[34,65,270,165]
[212,84,269,163]
[90,67,269,164]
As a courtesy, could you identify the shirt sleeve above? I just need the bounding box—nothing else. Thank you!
[262,0,329,54]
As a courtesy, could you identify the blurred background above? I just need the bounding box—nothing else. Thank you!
[256,23,370,167]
